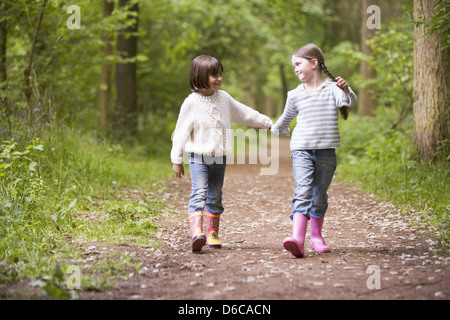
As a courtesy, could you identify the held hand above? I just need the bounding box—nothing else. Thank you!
[172,163,185,178]
[335,76,350,95]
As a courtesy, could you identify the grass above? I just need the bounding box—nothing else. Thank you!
[2,112,449,299]
[0,127,173,298]
[336,114,450,247]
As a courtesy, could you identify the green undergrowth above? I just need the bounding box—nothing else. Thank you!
[336,113,449,247]
[0,128,172,298]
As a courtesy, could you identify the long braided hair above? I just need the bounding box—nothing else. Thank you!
[292,44,349,120]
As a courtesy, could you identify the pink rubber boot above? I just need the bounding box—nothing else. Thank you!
[206,212,222,249]
[188,212,206,252]
[310,216,331,253]
[283,214,308,258]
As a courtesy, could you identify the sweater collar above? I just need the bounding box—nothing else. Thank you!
[299,78,332,94]
[192,90,220,102]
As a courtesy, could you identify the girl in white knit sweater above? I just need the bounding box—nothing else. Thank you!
[171,55,272,252]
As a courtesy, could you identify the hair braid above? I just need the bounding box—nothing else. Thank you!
[319,61,349,120]
[319,61,335,81]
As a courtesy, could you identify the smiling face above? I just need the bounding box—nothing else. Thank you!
[196,73,223,96]
[190,55,224,95]
[291,56,316,82]
[208,73,223,91]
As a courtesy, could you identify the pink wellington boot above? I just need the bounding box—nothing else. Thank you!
[188,212,206,252]
[283,214,308,258]
[206,212,222,249]
[310,216,331,253]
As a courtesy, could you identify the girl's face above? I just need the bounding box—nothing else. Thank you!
[208,72,223,91]
[197,72,222,96]
[291,56,317,82]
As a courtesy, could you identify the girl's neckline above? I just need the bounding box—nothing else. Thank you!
[301,78,330,95]
[193,90,219,99]
[195,89,218,97]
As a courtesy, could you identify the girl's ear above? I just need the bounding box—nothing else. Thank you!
[311,58,319,70]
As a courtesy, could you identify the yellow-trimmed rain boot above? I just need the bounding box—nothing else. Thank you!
[188,212,206,252]
[206,212,222,249]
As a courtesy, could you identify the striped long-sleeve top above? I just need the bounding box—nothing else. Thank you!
[271,78,357,150]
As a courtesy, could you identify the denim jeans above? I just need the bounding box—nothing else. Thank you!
[188,153,227,214]
[291,149,337,219]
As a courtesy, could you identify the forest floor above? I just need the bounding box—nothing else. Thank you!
[82,138,449,300]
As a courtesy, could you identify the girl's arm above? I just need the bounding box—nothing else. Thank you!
[271,94,295,136]
[226,92,273,129]
[334,76,357,108]
[170,101,194,165]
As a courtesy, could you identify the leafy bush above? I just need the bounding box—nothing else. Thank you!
[0,131,171,291]
[0,139,60,283]
[337,116,450,246]
[0,139,46,205]
[335,15,414,125]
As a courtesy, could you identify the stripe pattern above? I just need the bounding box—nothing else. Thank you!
[272,79,357,150]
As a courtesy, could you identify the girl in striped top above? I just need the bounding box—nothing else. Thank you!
[271,43,357,258]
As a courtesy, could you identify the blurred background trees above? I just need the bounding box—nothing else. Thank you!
[0,0,448,161]
[2,0,449,285]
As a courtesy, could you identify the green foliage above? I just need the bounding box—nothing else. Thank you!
[367,24,414,110]
[2,0,448,298]
[0,130,171,295]
[1,0,105,139]
[337,115,450,247]
[0,0,367,148]
[336,12,414,123]
[334,5,449,246]
[0,138,45,204]
[337,113,391,164]
[29,264,78,300]
[0,139,53,284]
[102,200,160,240]
[415,0,450,49]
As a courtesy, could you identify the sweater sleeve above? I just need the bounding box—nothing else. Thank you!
[170,100,194,164]
[271,93,295,137]
[226,92,273,129]
[333,85,357,108]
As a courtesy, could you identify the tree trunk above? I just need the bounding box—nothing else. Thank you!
[358,0,377,117]
[99,0,114,133]
[279,64,288,112]
[0,1,11,135]
[413,0,450,162]
[0,2,6,85]
[114,0,139,140]
[24,0,47,123]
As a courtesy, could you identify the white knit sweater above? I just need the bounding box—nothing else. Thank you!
[171,90,273,164]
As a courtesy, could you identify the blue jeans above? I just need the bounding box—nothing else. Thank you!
[188,153,227,214]
[291,149,337,220]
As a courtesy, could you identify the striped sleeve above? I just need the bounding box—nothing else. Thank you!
[332,84,357,108]
[271,92,296,136]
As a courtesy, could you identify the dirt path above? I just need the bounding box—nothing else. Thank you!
[82,138,449,300]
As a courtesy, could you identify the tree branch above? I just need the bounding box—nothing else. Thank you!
[24,0,48,112]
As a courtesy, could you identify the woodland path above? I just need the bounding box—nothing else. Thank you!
[82,138,449,300]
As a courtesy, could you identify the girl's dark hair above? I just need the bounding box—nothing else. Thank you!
[292,43,349,120]
[190,55,224,92]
